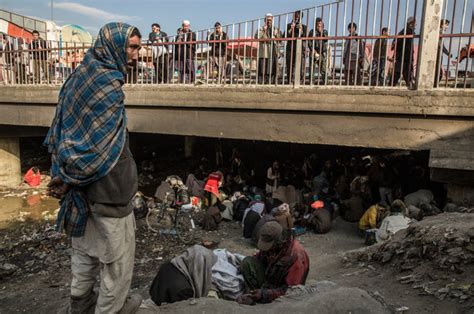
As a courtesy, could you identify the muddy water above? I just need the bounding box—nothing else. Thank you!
[0,194,59,228]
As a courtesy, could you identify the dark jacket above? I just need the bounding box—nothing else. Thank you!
[308,28,328,55]
[285,22,308,53]
[394,27,415,62]
[29,38,48,60]
[373,37,387,59]
[208,31,228,57]
[149,31,169,43]
[86,133,138,217]
[343,33,365,66]
[175,31,197,61]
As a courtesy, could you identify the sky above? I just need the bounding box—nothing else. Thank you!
[1,0,472,38]
[1,0,332,35]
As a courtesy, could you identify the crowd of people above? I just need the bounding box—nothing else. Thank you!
[142,13,461,87]
[178,148,442,236]
[37,18,465,313]
[0,29,88,84]
[132,145,449,308]
[1,11,466,87]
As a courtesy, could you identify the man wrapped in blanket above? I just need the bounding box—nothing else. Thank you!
[44,23,142,313]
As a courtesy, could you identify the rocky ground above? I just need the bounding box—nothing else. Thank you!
[0,186,473,313]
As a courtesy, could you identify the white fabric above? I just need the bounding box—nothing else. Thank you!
[241,201,265,224]
[221,200,234,221]
[265,167,279,194]
[71,212,136,313]
[376,213,411,242]
[211,249,246,300]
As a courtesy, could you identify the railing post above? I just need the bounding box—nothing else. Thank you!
[416,0,443,90]
[294,39,303,88]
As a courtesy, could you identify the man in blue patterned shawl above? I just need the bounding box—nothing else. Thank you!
[44,23,142,313]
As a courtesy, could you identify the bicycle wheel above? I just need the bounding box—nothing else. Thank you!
[146,206,173,234]
[175,211,196,244]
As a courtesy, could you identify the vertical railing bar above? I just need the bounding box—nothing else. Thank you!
[453,0,467,88]
[340,0,348,86]
[445,0,457,87]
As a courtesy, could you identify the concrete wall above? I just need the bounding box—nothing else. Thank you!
[0,137,21,187]
[0,85,473,176]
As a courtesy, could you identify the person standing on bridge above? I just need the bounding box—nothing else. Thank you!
[371,27,389,86]
[391,17,416,88]
[208,22,228,84]
[343,22,365,86]
[308,17,329,84]
[255,13,282,84]
[284,11,307,84]
[149,23,170,84]
[44,23,142,313]
[434,19,452,87]
[29,30,50,84]
[175,20,197,84]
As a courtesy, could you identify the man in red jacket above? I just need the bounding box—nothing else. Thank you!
[238,221,310,304]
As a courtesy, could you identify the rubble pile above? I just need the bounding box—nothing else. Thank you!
[346,212,474,304]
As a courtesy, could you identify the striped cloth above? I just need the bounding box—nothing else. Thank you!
[44,22,136,237]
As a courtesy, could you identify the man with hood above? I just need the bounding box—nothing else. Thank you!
[44,23,142,313]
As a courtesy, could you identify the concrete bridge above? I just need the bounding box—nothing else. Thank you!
[0,85,473,203]
[0,0,473,203]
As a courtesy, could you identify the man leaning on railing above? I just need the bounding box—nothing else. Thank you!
[255,13,282,85]
[149,23,169,84]
[308,17,328,84]
[284,11,307,84]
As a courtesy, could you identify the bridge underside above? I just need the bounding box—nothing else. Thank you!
[0,86,473,202]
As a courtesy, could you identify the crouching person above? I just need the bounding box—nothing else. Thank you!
[359,202,389,245]
[149,245,217,306]
[376,199,411,243]
[238,221,309,304]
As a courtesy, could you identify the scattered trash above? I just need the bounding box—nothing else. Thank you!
[346,212,474,303]
[23,167,41,187]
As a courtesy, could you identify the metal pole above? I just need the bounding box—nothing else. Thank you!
[51,0,54,22]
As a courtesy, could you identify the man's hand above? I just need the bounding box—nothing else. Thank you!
[47,176,70,199]
[236,294,255,305]
[250,289,262,302]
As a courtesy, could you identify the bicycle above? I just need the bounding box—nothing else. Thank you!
[146,193,197,244]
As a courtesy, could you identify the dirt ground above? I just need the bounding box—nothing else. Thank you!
[0,189,472,313]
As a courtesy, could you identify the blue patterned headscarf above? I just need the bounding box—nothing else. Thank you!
[44,22,137,237]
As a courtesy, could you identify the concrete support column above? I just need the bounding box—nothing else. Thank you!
[416,0,443,90]
[447,183,474,206]
[184,136,195,159]
[0,137,21,187]
[294,39,303,88]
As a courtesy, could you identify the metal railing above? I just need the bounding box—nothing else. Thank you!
[435,0,474,89]
[0,0,472,89]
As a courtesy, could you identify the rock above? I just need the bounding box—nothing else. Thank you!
[0,263,19,279]
[25,260,35,267]
[147,286,390,314]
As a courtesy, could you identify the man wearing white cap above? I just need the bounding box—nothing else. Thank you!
[238,221,309,304]
[254,13,282,84]
[175,20,197,83]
